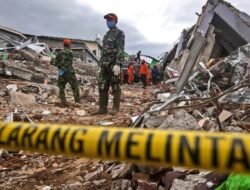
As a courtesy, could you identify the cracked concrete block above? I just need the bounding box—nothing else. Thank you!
[159,110,200,130]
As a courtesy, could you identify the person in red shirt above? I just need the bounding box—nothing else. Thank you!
[139,59,149,88]
[127,62,134,84]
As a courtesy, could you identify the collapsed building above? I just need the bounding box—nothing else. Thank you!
[134,0,250,129]
[24,34,101,64]
[0,25,27,48]
[159,0,250,94]
[0,25,101,84]
[0,25,100,64]
[164,0,250,70]
[163,0,250,93]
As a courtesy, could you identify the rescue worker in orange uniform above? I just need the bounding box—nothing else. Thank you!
[127,62,134,84]
[139,59,149,88]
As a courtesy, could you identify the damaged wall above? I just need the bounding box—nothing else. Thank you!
[25,34,99,64]
[163,0,250,95]
[0,25,27,49]
[164,0,250,74]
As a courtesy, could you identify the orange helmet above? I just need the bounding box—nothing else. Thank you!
[63,39,71,45]
[104,13,118,23]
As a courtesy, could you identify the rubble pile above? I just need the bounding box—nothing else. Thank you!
[0,78,157,126]
[0,149,229,190]
[0,58,98,86]
[1,70,246,190]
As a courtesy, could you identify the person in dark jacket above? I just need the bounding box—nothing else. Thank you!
[136,50,141,64]
[151,65,160,85]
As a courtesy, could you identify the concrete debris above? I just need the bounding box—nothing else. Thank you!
[111,163,133,179]
[137,180,158,190]
[76,110,87,116]
[198,117,209,128]
[170,179,196,190]
[111,179,133,190]
[0,149,9,159]
[62,181,83,190]
[84,166,103,181]
[218,110,232,123]
[6,84,17,92]
[10,91,37,107]
[42,186,51,190]
[97,121,114,126]
[132,172,150,181]
[224,126,245,133]
[159,110,200,130]
[157,93,171,102]
[163,171,187,190]
[92,179,106,187]
[121,180,132,190]
[145,115,165,128]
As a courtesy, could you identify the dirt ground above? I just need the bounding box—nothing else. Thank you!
[0,76,159,190]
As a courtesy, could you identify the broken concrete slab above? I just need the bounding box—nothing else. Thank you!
[157,93,171,102]
[137,180,158,190]
[92,179,106,187]
[84,166,103,181]
[62,181,83,190]
[170,179,196,190]
[6,84,17,92]
[10,91,37,106]
[19,50,39,62]
[219,110,232,123]
[159,110,200,130]
[163,171,187,190]
[224,126,245,133]
[111,164,133,179]
[198,118,209,128]
[145,115,165,129]
[132,172,150,181]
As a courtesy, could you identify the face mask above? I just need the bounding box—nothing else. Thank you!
[106,20,116,29]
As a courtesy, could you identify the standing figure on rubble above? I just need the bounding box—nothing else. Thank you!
[55,39,80,107]
[140,59,149,89]
[136,50,141,64]
[152,65,160,86]
[127,62,134,84]
[95,13,125,114]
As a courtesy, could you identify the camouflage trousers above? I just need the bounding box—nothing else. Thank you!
[58,72,80,104]
[98,64,121,93]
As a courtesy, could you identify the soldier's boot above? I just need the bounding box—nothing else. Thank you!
[109,90,121,115]
[59,90,68,107]
[59,101,70,108]
[73,87,81,103]
[93,90,108,115]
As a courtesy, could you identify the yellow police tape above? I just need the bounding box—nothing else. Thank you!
[0,122,249,173]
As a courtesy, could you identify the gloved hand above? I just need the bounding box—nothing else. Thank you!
[113,65,121,76]
[58,69,65,76]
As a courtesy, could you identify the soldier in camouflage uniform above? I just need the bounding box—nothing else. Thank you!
[96,13,125,114]
[55,39,80,107]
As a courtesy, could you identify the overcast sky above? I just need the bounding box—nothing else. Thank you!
[0,0,249,57]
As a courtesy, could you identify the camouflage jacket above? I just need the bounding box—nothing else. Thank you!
[55,48,74,72]
[101,27,125,65]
